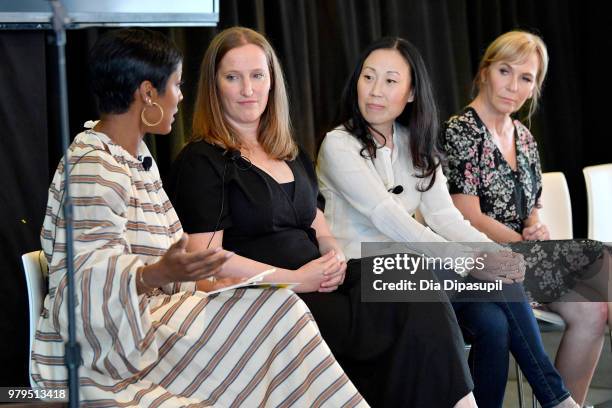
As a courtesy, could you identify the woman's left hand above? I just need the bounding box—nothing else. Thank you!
[318,250,347,292]
[522,223,550,241]
[312,211,347,292]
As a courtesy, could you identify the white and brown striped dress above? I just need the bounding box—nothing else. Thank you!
[32,124,366,407]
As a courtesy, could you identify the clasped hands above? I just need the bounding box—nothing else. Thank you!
[469,249,526,284]
[522,222,550,241]
[295,249,347,293]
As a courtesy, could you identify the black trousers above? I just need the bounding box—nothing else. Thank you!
[299,258,473,408]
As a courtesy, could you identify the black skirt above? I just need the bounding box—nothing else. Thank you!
[299,259,473,408]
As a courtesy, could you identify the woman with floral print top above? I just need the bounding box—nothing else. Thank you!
[444,107,542,233]
[441,30,611,407]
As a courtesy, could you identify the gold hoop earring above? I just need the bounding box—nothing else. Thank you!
[141,102,164,127]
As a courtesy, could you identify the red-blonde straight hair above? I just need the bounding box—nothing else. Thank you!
[191,26,297,160]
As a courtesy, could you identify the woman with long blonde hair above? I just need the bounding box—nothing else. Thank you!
[442,30,610,407]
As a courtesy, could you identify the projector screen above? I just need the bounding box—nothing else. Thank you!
[0,0,219,28]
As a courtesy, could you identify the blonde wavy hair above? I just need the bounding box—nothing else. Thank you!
[474,30,549,121]
[191,26,297,160]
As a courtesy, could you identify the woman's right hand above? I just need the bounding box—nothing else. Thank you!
[522,223,550,241]
[469,250,525,284]
[294,251,342,293]
[143,233,233,288]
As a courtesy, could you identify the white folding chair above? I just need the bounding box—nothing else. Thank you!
[583,163,612,242]
[583,163,612,357]
[21,250,48,389]
[534,172,571,330]
[539,172,573,240]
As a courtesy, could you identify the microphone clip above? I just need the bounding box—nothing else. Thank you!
[138,155,153,171]
[388,185,404,194]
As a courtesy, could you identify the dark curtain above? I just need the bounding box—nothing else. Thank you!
[1,0,608,386]
[0,31,48,385]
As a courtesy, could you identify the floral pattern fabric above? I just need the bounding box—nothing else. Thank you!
[441,107,608,302]
[441,107,542,233]
[508,239,608,303]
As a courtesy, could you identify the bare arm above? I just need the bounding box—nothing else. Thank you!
[521,207,550,240]
[450,195,526,282]
[450,194,523,243]
[312,209,346,261]
[311,209,347,291]
[523,207,540,228]
[186,231,294,282]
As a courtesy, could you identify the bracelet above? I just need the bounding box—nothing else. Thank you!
[137,266,154,293]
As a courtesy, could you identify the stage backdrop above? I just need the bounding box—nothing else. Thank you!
[1,0,609,386]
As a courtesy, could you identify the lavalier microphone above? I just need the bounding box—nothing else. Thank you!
[388,185,404,194]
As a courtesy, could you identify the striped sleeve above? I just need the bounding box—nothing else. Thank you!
[47,149,160,379]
